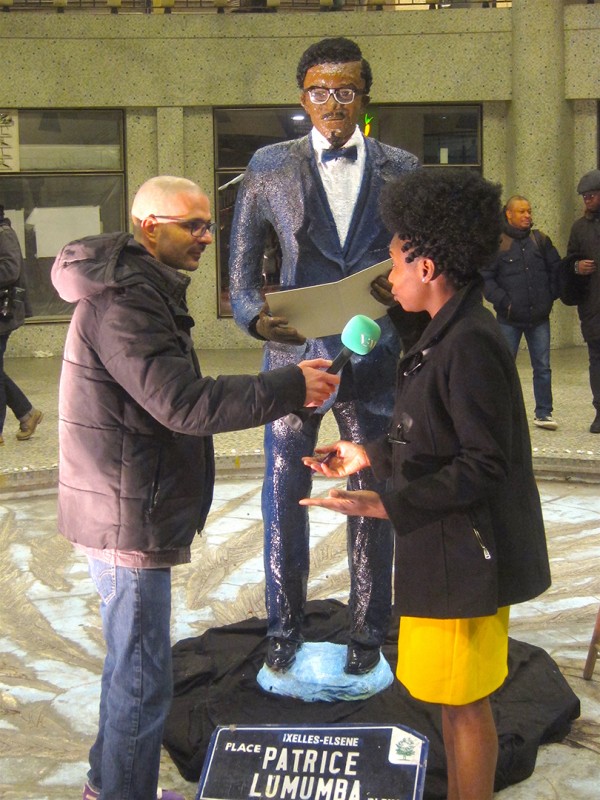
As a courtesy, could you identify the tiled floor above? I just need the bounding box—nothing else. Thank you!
[3,344,600,490]
[1,346,600,799]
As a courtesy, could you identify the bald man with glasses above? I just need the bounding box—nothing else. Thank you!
[51,175,339,800]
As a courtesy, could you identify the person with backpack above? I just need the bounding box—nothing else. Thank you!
[481,195,562,430]
[0,204,43,446]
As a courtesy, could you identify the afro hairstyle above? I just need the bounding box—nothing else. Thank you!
[380,168,502,290]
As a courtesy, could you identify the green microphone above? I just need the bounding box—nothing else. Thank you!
[284,315,382,431]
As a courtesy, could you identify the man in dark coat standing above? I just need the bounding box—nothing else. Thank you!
[51,175,339,800]
[481,195,561,430]
[563,169,600,432]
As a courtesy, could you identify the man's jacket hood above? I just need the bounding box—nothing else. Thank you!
[51,231,189,306]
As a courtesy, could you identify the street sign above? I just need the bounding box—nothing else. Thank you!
[196,723,428,800]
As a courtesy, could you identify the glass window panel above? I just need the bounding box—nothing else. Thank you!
[215,107,311,169]
[0,109,125,320]
[18,110,123,172]
[376,105,480,165]
[0,173,125,319]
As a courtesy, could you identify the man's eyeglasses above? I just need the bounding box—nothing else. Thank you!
[582,192,600,201]
[304,87,363,105]
[150,215,217,238]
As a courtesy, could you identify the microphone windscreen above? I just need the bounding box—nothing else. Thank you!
[341,315,381,355]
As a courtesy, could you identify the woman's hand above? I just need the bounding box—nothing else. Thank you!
[301,440,371,478]
[299,488,388,519]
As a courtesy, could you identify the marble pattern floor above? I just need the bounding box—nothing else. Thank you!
[1,343,600,797]
[0,477,599,800]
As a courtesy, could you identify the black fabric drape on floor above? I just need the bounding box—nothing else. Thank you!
[164,600,580,799]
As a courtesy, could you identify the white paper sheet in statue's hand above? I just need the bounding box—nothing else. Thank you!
[264,259,391,339]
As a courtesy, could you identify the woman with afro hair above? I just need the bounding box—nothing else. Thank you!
[301,169,551,800]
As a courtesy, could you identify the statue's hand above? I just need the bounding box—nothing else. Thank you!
[370,271,396,307]
[255,303,306,345]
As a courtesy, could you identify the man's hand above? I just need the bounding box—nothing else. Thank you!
[255,303,306,344]
[577,259,596,276]
[297,359,340,407]
[302,440,370,477]
[370,271,395,307]
[299,488,388,519]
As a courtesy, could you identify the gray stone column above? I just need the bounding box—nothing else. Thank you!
[157,106,184,176]
[126,109,158,223]
[482,101,509,189]
[573,99,598,220]
[508,0,576,347]
[507,0,573,249]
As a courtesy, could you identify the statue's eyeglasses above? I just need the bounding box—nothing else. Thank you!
[304,87,363,105]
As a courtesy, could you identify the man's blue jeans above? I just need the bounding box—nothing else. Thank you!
[87,558,172,800]
[498,319,553,419]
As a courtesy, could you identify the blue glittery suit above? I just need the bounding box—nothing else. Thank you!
[229,133,419,647]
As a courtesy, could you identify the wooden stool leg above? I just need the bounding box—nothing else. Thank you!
[583,604,600,680]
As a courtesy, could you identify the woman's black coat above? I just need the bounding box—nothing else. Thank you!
[366,282,551,619]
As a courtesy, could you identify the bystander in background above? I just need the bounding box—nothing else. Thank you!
[561,170,600,433]
[0,204,43,446]
[481,195,561,430]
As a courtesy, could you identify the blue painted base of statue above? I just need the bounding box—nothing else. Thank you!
[257,641,394,702]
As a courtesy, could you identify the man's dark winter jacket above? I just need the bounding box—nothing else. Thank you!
[51,233,307,553]
[366,281,551,619]
[565,210,600,342]
[481,222,561,327]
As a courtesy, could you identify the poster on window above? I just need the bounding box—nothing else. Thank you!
[0,110,19,173]
[26,205,102,258]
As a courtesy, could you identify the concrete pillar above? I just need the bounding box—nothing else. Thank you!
[507,0,576,347]
[573,99,598,220]
[126,109,158,224]
[157,106,184,176]
[482,100,509,190]
[507,0,573,249]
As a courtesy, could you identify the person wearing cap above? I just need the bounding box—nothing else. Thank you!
[563,169,600,432]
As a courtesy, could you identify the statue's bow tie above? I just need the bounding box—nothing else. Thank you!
[321,145,358,163]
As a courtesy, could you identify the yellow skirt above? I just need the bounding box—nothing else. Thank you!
[396,607,510,706]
